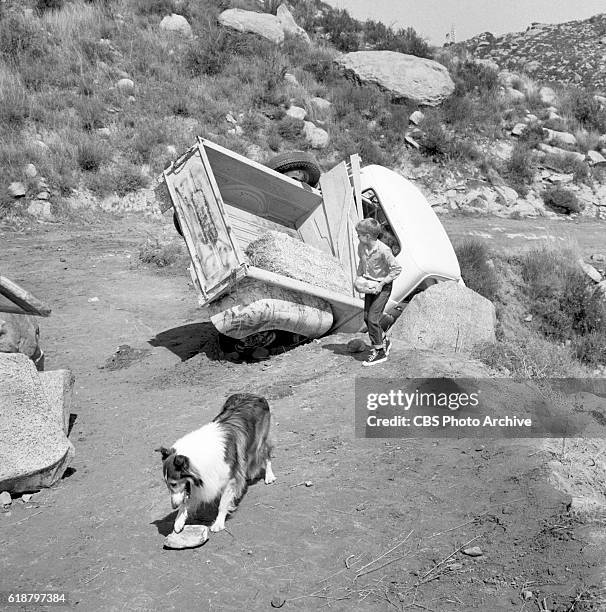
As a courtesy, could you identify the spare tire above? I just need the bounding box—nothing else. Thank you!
[265,152,322,188]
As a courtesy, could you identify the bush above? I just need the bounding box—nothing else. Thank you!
[542,186,582,214]
[76,136,110,172]
[114,164,149,197]
[518,122,545,148]
[543,152,589,183]
[276,116,304,140]
[520,248,606,365]
[562,89,606,133]
[454,239,500,302]
[504,142,535,195]
[139,238,186,268]
[418,114,449,158]
[36,0,64,13]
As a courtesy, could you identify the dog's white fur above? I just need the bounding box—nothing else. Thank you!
[158,394,276,538]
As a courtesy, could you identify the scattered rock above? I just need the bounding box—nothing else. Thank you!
[24,164,37,179]
[159,13,192,37]
[0,491,12,506]
[286,106,306,120]
[578,259,602,283]
[587,150,606,166]
[504,87,525,102]
[538,143,584,162]
[303,121,329,148]
[164,525,209,549]
[309,97,332,114]
[509,199,541,218]
[334,51,455,106]
[36,191,50,200]
[21,493,33,503]
[116,78,134,95]
[8,182,26,198]
[544,128,577,147]
[539,86,557,105]
[524,314,533,322]
[27,201,54,221]
[522,590,533,601]
[409,110,425,125]
[511,123,526,136]
[462,546,483,557]
[590,253,605,262]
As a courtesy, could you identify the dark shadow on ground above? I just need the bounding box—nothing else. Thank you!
[322,342,368,362]
[149,322,220,361]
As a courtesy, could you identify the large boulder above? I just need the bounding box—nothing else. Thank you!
[391,282,496,353]
[276,4,310,43]
[0,313,40,361]
[0,353,74,493]
[334,51,455,106]
[218,9,285,44]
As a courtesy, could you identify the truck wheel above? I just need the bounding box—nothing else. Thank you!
[265,152,322,188]
[173,212,183,237]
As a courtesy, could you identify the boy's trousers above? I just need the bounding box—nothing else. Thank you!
[363,282,392,347]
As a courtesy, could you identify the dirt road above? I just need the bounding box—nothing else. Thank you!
[1,215,605,611]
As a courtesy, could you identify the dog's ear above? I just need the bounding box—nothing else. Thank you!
[155,446,174,461]
[173,454,189,470]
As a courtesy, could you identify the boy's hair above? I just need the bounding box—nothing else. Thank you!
[356,218,381,239]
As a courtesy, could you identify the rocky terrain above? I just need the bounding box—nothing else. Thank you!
[458,13,606,91]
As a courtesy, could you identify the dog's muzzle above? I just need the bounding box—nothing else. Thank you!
[170,491,187,509]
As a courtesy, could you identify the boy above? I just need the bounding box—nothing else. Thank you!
[356,218,402,366]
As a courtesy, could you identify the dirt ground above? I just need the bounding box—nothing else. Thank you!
[1,214,605,612]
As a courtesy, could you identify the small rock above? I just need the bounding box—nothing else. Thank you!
[22,493,33,502]
[448,562,463,570]
[462,546,483,557]
[286,106,306,121]
[409,110,425,125]
[522,590,533,600]
[284,72,299,86]
[8,182,26,198]
[578,259,602,283]
[159,13,193,37]
[303,121,329,149]
[590,253,605,262]
[0,491,12,506]
[164,525,209,549]
[116,78,134,95]
[88,297,100,303]
[270,597,286,608]
[225,113,237,124]
[524,314,533,322]
[304,480,313,487]
[511,123,526,137]
[587,150,606,166]
[36,191,50,200]
[24,164,38,178]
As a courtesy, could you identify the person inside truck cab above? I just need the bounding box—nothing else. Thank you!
[362,190,401,257]
[355,218,402,367]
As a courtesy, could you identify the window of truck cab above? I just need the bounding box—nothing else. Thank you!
[361,188,401,256]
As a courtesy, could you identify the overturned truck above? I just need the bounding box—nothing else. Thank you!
[160,138,462,356]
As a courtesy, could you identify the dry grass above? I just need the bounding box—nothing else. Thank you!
[245,231,351,294]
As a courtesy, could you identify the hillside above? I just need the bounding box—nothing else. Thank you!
[458,13,606,91]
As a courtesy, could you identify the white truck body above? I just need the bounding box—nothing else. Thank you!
[161,138,462,339]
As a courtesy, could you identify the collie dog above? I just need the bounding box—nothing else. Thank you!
[157,393,276,536]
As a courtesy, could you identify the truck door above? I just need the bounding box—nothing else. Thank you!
[163,143,244,302]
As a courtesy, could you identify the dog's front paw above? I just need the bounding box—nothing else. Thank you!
[174,513,187,534]
[210,519,225,532]
[264,473,277,484]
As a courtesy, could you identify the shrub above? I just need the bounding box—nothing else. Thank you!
[520,248,606,364]
[504,142,535,195]
[561,89,606,133]
[543,152,589,183]
[0,13,49,62]
[276,116,304,140]
[77,98,106,131]
[76,136,110,172]
[454,239,500,302]
[542,186,582,214]
[139,238,186,268]
[132,0,174,16]
[574,128,601,153]
[518,122,545,148]
[36,0,64,13]
[114,164,149,196]
[450,60,499,96]
[418,114,449,158]
[0,71,29,129]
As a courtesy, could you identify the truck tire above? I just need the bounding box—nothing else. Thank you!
[265,152,322,188]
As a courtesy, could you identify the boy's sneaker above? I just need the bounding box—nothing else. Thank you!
[362,348,387,366]
[383,337,392,356]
